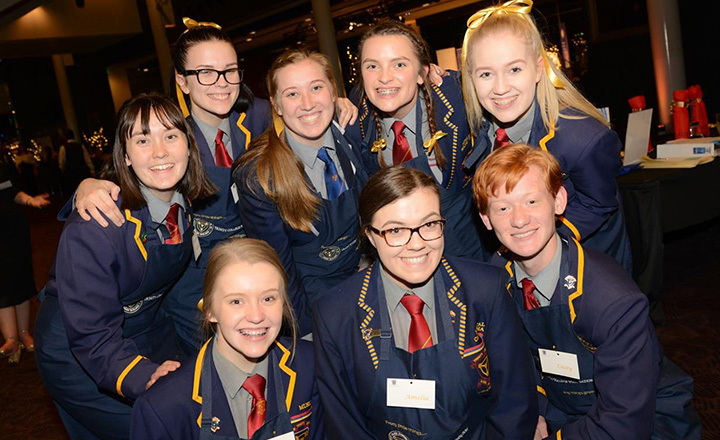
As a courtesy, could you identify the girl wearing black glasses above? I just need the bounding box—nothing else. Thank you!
[312,166,537,439]
[69,20,357,356]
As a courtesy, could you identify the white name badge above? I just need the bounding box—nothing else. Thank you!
[539,348,580,380]
[268,432,294,440]
[230,183,240,204]
[386,378,436,410]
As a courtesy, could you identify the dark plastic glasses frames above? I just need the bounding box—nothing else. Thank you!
[183,68,243,85]
[368,219,446,247]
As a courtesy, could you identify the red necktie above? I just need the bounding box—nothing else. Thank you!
[164,203,182,244]
[214,129,233,167]
[400,294,433,353]
[242,374,266,438]
[494,127,511,150]
[391,121,412,165]
[521,278,541,310]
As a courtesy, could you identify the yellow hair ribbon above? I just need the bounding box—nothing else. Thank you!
[466,0,534,30]
[273,112,284,137]
[370,139,387,153]
[175,71,190,118]
[423,131,447,153]
[542,51,565,89]
[182,17,222,32]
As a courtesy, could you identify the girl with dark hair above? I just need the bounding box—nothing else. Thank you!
[347,20,490,261]
[131,238,325,440]
[312,165,537,439]
[233,49,367,335]
[71,19,358,355]
[35,93,215,440]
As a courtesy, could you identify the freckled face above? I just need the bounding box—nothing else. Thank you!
[366,188,444,290]
[480,165,567,273]
[470,30,543,125]
[207,261,284,373]
[361,35,425,120]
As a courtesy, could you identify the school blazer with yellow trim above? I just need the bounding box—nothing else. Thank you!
[130,337,325,440]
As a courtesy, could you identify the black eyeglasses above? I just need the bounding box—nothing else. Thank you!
[183,68,243,85]
[368,219,446,247]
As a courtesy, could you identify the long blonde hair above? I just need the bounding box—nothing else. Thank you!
[461,3,609,136]
[238,49,337,233]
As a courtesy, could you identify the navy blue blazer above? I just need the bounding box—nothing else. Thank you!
[131,337,325,439]
[312,257,537,438]
[41,203,190,400]
[497,236,660,438]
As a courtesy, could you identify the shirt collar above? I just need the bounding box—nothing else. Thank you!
[192,111,232,146]
[212,336,270,399]
[514,233,562,302]
[492,100,536,143]
[285,129,335,170]
[380,264,435,312]
[139,185,186,225]
[382,94,421,138]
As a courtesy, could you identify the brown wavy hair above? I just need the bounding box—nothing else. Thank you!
[357,20,445,169]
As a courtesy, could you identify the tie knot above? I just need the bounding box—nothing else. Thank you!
[400,294,425,316]
[165,203,180,224]
[242,374,266,400]
[495,128,509,142]
[521,277,535,295]
[316,146,332,164]
[214,129,224,146]
[391,120,406,137]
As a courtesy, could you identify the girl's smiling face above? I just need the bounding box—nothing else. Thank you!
[361,34,425,120]
[469,29,543,125]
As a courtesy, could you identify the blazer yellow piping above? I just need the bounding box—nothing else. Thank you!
[568,238,585,324]
[441,258,466,356]
[357,267,379,369]
[193,338,211,427]
[275,340,296,412]
[504,260,514,293]
[236,112,251,149]
[558,216,581,240]
[537,385,546,396]
[429,83,459,189]
[125,210,147,261]
[116,355,145,397]
[556,430,562,439]
[539,128,554,151]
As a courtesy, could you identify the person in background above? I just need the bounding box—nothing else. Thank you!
[131,238,325,439]
[59,128,96,197]
[0,146,49,363]
[35,93,216,440]
[473,144,701,439]
[234,49,367,335]
[461,0,632,272]
[313,166,537,439]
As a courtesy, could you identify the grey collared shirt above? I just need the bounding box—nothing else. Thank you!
[380,265,438,351]
[490,100,536,149]
[212,339,269,438]
[192,111,234,161]
[140,186,186,241]
[514,234,562,307]
[286,129,346,200]
[380,93,442,182]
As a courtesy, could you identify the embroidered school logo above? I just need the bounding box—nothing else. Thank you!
[564,275,577,290]
[193,218,214,237]
[210,417,220,433]
[123,300,143,314]
[469,322,491,393]
[293,419,310,440]
[388,431,410,440]
[319,245,341,262]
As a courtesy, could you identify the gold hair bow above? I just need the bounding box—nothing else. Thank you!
[273,112,284,137]
[182,17,222,31]
[423,131,447,153]
[370,139,387,153]
[466,0,533,30]
[197,298,204,312]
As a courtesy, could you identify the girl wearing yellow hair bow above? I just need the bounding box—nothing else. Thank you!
[346,20,489,262]
[461,0,632,274]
